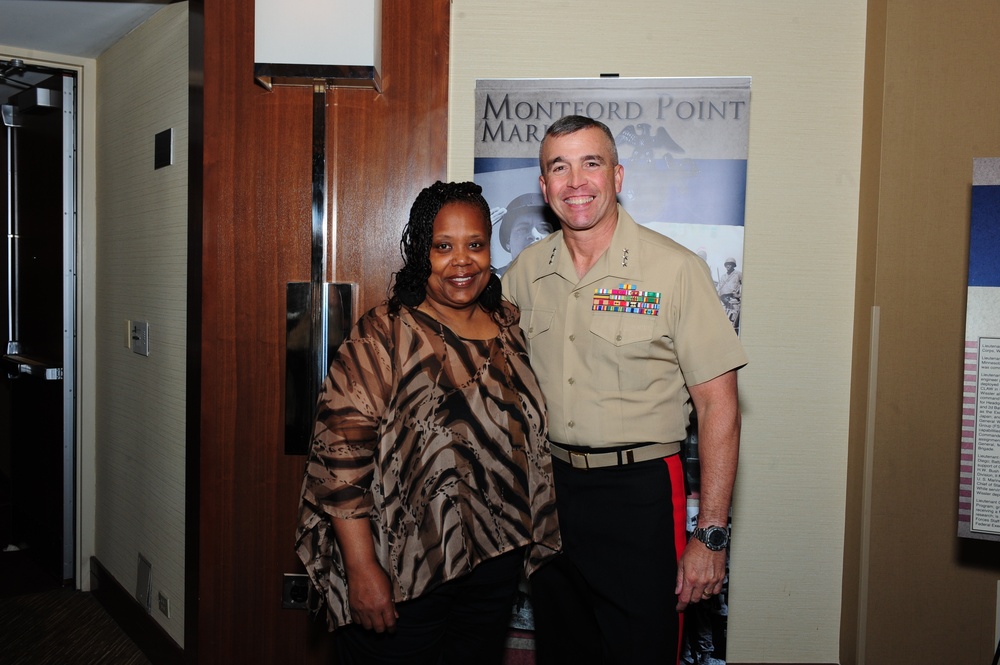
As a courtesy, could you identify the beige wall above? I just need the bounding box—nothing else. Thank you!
[846,1,1000,663]
[450,2,868,663]
[94,3,188,646]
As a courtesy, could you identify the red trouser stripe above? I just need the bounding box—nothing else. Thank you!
[666,453,687,665]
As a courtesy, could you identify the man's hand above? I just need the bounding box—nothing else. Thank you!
[675,537,727,611]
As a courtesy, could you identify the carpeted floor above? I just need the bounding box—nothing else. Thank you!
[0,586,152,665]
[0,550,151,664]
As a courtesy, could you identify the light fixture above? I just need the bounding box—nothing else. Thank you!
[254,0,382,91]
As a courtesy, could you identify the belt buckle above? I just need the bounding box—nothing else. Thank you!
[569,451,590,469]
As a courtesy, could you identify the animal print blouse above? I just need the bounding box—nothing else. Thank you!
[296,301,561,630]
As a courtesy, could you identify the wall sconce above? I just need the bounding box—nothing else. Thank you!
[254,0,382,91]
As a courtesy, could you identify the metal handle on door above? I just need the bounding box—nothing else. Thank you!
[3,353,63,380]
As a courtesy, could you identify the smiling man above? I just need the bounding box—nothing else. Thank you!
[502,115,748,665]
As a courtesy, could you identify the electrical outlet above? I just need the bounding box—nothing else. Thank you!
[158,592,170,618]
[282,573,310,610]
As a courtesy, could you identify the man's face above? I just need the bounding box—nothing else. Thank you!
[538,127,624,236]
[726,263,736,274]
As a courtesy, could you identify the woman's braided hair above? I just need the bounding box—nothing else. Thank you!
[389,181,504,320]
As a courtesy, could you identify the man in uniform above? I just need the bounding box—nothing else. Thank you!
[503,115,747,664]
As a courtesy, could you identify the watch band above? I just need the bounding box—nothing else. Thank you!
[692,525,730,551]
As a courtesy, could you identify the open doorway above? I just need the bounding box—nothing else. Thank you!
[1,59,77,593]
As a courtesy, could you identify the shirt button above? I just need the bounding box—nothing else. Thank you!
[568,334,576,342]
[528,327,534,333]
[616,334,622,342]
[567,421,575,428]
[574,292,581,299]
[568,378,575,385]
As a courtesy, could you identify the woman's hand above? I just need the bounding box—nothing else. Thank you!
[331,516,399,632]
[346,560,398,633]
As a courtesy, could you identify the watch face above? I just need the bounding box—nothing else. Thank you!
[706,528,728,549]
[697,526,729,551]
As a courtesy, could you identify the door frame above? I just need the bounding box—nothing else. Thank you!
[1,47,97,590]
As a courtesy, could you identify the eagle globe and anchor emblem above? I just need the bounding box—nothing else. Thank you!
[614,122,698,223]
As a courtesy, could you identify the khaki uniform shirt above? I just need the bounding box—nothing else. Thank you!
[502,206,747,448]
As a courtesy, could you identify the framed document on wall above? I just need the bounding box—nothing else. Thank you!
[958,157,1000,543]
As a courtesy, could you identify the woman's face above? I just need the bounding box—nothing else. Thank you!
[423,202,492,315]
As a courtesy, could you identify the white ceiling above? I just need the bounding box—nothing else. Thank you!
[0,0,172,104]
[0,0,170,58]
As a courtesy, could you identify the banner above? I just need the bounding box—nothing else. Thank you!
[959,157,1000,543]
[476,79,749,338]
[475,77,750,664]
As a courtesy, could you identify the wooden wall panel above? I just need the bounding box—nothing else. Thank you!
[329,4,451,310]
[194,1,449,662]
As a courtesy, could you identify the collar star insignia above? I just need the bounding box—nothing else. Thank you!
[622,248,630,267]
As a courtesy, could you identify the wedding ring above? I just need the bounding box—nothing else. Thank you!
[702,591,712,598]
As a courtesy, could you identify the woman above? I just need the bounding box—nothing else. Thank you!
[296,181,561,664]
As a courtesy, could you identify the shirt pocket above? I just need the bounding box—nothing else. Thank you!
[589,314,657,391]
[522,308,555,341]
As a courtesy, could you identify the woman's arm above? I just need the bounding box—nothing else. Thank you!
[331,516,398,633]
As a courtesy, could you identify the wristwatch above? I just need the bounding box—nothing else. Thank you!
[692,525,730,551]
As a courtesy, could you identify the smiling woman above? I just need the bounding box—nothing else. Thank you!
[296,180,561,665]
[420,200,496,336]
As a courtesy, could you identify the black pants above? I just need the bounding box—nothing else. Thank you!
[531,455,686,665]
[334,548,523,665]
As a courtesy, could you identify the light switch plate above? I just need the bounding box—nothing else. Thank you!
[131,320,149,356]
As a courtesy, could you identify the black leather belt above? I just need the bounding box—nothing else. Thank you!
[548,441,681,470]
